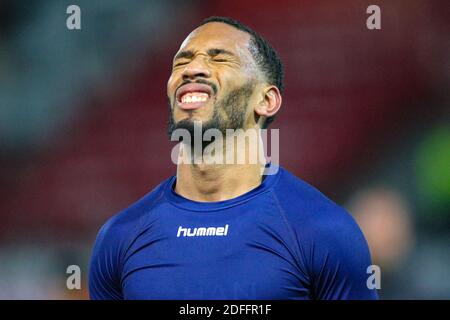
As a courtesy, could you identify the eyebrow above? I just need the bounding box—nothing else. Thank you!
[174,48,236,61]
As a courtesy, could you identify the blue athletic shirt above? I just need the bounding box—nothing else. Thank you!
[89,166,378,300]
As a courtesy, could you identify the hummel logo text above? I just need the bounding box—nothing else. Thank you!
[177,224,229,237]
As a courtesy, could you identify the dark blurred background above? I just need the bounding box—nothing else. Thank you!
[0,0,449,299]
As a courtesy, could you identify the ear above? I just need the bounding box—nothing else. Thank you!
[254,85,282,124]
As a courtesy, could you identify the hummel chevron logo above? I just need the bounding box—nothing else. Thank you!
[177,224,229,237]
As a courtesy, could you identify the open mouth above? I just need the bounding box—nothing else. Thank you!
[176,83,214,110]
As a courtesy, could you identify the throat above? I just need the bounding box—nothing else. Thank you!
[175,162,264,202]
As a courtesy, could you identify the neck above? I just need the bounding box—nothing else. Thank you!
[174,130,266,202]
[175,162,264,202]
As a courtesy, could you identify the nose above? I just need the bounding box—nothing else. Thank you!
[181,58,211,81]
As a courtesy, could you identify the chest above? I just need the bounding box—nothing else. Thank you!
[121,217,310,299]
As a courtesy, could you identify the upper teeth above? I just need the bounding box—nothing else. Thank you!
[181,92,209,103]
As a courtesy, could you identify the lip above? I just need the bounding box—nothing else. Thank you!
[175,83,214,110]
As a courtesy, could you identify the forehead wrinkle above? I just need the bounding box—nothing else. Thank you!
[176,23,263,81]
[178,23,248,53]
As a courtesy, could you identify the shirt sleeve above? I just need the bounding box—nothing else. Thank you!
[89,220,123,300]
[309,208,379,300]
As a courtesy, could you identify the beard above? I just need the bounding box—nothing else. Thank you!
[167,81,255,148]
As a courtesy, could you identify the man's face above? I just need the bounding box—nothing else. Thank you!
[167,22,261,137]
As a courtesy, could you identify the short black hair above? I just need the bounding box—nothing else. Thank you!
[199,16,284,128]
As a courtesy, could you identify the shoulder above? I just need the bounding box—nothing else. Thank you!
[273,167,355,224]
[272,168,377,299]
[272,167,366,251]
[93,177,171,250]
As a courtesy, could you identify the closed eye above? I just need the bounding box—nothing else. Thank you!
[174,61,189,67]
[212,58,228,62]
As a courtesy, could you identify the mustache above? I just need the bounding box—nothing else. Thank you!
[176,79,218,97]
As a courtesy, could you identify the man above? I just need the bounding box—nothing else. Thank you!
[89,16,378,300]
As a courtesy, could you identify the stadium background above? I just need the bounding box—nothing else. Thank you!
[0,0,449,299]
